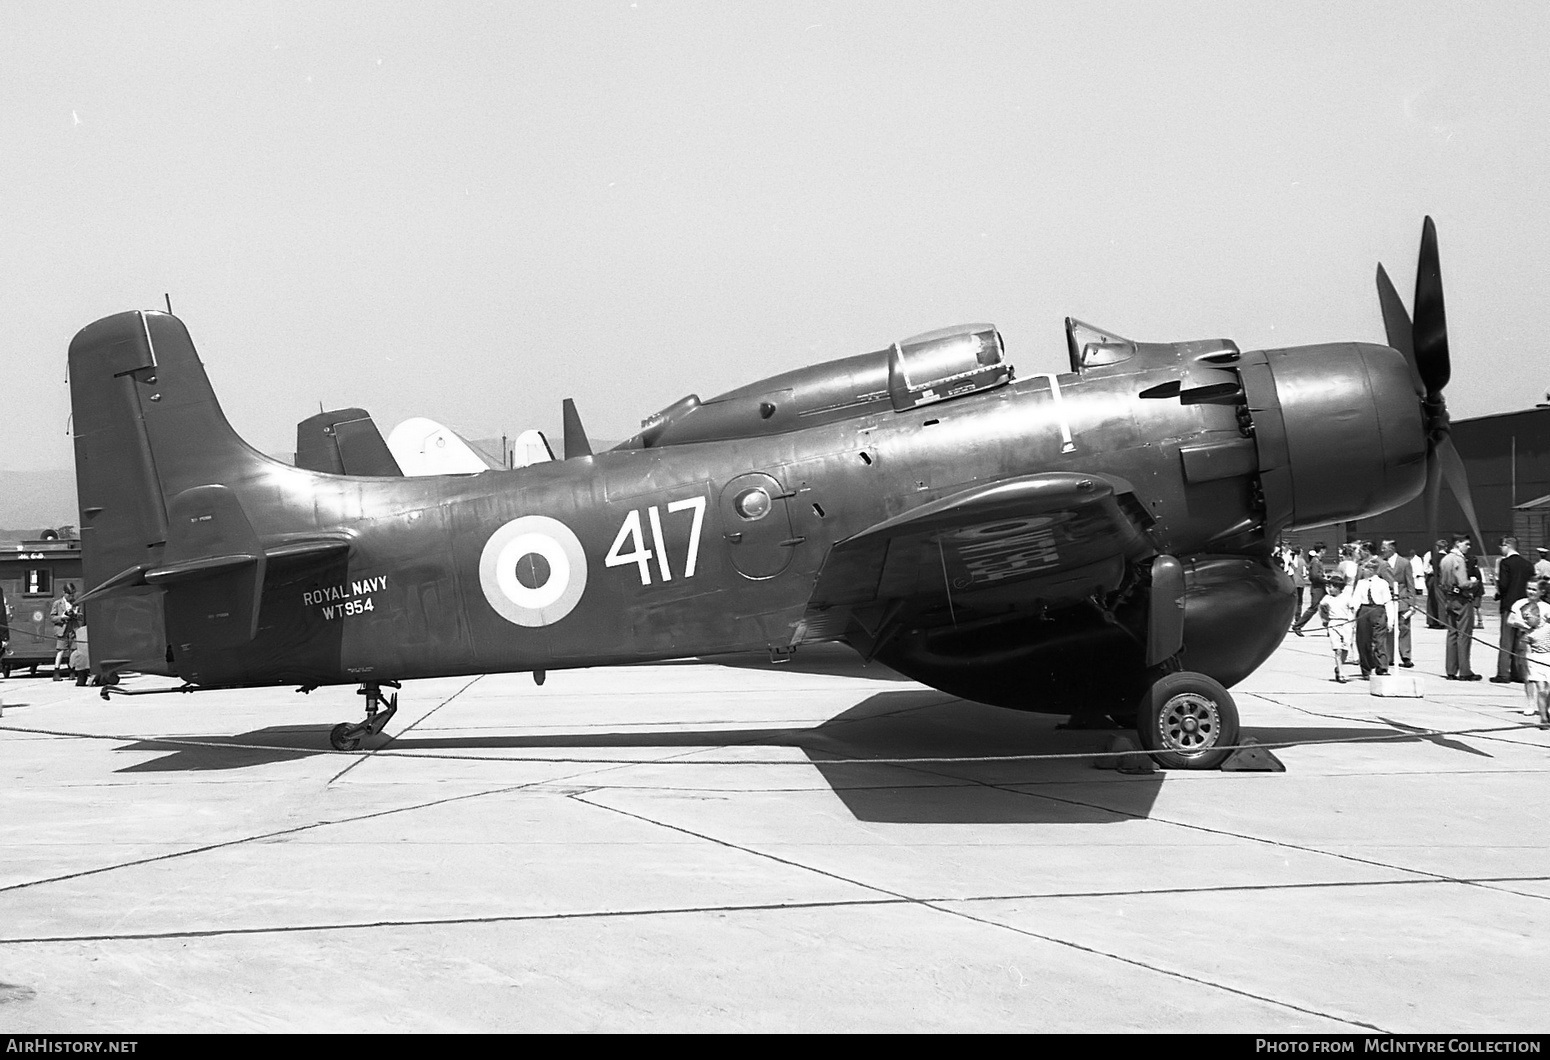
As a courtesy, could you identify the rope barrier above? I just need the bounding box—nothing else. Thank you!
[0,625,71,648]
[1437,604,1550,673]
[0,719,1541,767]
[1290,600,1550,673]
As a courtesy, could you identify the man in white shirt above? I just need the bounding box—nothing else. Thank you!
[1351,557,1394,678]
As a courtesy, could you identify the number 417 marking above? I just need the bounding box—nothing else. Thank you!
[605,496,707,586]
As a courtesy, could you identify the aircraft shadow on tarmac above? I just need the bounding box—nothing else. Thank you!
[108,688,1479,823]
[113,689,1169,823]
[114,725,340,773]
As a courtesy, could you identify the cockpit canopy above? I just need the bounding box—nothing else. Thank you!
[619,324,1012,449]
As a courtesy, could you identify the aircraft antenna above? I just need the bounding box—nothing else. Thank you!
[164,293,172,314]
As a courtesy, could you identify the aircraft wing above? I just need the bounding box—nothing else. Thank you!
[798,471,1157,648]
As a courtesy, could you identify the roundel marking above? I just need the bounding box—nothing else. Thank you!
[479,515,588,627]
[949,514,1061,542]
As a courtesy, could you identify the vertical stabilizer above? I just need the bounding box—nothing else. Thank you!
[69,311,281,673]
[562,398,592,459]
[295,408,404,476]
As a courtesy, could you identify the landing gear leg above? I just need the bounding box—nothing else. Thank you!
[330,681,401,752]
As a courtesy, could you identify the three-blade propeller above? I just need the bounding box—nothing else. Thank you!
[1374,216,1485,553]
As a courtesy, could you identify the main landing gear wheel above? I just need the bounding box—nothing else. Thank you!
[329,681,401,752]
[1136,671,1239,770]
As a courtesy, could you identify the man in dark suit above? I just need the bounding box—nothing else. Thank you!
[1425,537,1449,629]
[1388,542,1418,668]
[1493,536,1536,683]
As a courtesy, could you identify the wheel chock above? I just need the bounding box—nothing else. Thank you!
[1220,737,1285,772]
[1094,734,1156,774]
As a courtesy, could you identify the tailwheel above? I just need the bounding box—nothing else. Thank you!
[330,723,362,752]
[328,680,401,752]
[1136,670,1239,770]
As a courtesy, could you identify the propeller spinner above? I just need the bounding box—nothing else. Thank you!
[1375,217,1485,551]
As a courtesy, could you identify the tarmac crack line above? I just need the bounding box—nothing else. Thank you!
[911,900,1389,1033]
[0,897,914,947]
[1249,689,1550,738]
[0,779,563,896]
[921,765,1550,905]
[566,791,1387,1032]
[0,727,824,898]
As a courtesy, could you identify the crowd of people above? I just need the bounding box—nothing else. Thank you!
[1276,535,1550,725]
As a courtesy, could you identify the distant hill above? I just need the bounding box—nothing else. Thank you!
[0,469,77,541]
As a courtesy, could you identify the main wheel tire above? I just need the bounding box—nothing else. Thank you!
[1136,671,1239,770]
[329,723,362,752]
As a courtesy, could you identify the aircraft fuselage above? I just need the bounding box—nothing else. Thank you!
[73,310,1426,715]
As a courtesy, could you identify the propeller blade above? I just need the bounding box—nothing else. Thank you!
[1376,263,1424,395]
[1412,216,1450,397]
[1435,434,1487,555]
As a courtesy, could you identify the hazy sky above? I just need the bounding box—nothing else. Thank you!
[4,1,1548,473]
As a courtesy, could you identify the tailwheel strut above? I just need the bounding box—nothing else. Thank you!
[330,680,401,751]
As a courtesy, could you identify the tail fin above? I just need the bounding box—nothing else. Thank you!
[295,408,404,476]
[69,311,281,673]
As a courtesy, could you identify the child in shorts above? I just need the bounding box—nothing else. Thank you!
[1518,601,1550,726]
[1319,572,1355,683]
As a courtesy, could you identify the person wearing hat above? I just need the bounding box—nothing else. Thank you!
[1535,547,1550,581]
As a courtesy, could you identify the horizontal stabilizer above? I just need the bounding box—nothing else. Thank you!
[147,553,261,585]
[80,531,353,605]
